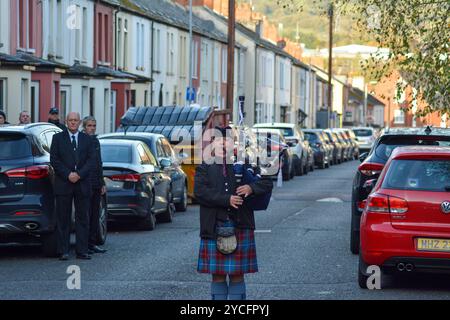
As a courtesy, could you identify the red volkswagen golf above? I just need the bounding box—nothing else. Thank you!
[359,146,450,288]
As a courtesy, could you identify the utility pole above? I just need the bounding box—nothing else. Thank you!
[187,0,193,106]
[226,0,236,121]
[327,3,333,128]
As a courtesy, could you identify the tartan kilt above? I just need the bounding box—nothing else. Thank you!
[197,228,258,275]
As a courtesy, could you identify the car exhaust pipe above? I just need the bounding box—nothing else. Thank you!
[397,263,406,272]
[405,264,414,272]
[24,222,39,231]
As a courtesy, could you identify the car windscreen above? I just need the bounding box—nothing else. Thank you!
[375,136,450,161]
[272,127,294,137]
[382,159,450,192]
[304,132,319,142]
[353,129,373,137]
[0,134,32,160]
[101,145,132,163]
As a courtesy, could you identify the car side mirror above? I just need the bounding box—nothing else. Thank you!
[359,152,369,162]
[177,153,189,161]
[160,158,172,169]
[363,179,377,192]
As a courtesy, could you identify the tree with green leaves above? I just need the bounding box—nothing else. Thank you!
[277,0,450,117]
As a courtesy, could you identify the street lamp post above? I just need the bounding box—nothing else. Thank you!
[327,3,333,128]
[226,0,236,121]
[187,0,193,106]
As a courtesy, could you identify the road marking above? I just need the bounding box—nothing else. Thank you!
[255,230,272,233]
[316,197,343,203]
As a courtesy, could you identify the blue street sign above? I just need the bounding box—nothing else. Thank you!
[186,87,196,102]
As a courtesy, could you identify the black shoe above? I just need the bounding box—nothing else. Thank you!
[59,254,69,261]
[88,245,107,254]
[76,253,92,260]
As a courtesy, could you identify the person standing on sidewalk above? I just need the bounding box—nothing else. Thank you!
[82,116,107,255]
[50,112,95,260]
[48,107,66,131]
[194,126,273,300]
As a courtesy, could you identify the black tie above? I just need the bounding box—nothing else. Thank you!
[71,135,77,151]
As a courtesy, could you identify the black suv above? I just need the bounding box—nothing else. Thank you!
[0,123,107,256]
[350,127,450,254]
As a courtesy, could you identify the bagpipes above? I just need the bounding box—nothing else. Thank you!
[233,162,271,211]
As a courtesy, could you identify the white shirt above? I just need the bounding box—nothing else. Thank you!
[69,131,79,148]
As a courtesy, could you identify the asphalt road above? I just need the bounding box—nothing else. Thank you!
[1,160,450,300]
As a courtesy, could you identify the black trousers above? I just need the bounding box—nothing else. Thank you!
[88,187,102,247]
[56,185,90,255]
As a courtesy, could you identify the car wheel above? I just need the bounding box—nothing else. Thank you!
[175,183,188,212]
[350,202,361,254]
[297,157,303,176]
[358,255,369,289]
[157,190,175,223]
[138,199,156,231]
[95,197,108,245]
[41,231,58,257]
[282,155,290,181]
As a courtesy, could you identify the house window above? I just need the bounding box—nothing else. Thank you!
[117,18,122,67]
[74,5,81,60]
[17,0,35,52]
[104,14,109,62]
[89,88,95,116]
[179,35,186,78]
[82,7,87,61]
[221,47,227,83]
[394,109,405,124]
[136,22,140,69]
[280,62,285,90]
[213,46,219,82]
[98,13,103,62]
[239,52,245,85]
[201,41,209,82]
[123,20,128,70]
[81,86,88,117]
[193,41,198,79]
[0,79,6,113]
[280,106,288,123]
[167,32,174,75]
[153,28,161,72]
[131,90,136,107]
[21,79,29,112]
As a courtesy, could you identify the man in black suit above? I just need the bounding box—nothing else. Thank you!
[50,112,95,260]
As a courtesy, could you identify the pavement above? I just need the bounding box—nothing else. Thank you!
[1,160,450,300]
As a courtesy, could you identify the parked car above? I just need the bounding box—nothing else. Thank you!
[320,130,336,166]
[350,127,450,254]
[100,139,174,230]
[0,123,107,256]
[333,130,352,161]
[303,129,331,169]
[352,127,376,153]
[358,146,450,288]
[253,123,309,176]
[99,132,188,212]
[252,128,295,181]
[324,129,344,164]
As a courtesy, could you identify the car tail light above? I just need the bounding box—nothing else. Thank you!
[366,193,408,214]
[357,200,367,212]
[389,196,408,214]
[109,174,141,183]
[271,144,281,152]
[14,211,40,216]
[5,165,49,179]
[358,162,384,176]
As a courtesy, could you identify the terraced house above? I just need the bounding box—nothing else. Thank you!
[0,0,358,132]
